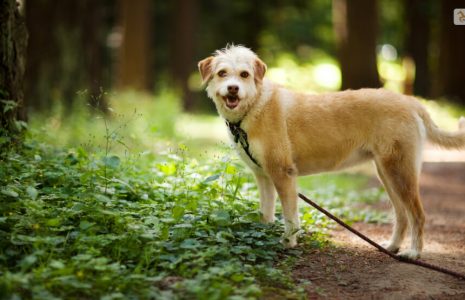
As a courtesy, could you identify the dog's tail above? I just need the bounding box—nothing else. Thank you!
[417,105,465,149]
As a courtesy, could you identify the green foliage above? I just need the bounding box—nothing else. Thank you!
[0,98,27,141]
[259,0,335,59]
[0,137,386,299]
[28,89,182,154]
[0,142,284,299]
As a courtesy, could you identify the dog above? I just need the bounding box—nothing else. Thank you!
[198,45,465,259]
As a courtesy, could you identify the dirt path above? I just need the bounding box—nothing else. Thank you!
[293,162,465,299]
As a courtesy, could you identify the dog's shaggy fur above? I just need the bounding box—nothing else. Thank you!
[198,45,465,259]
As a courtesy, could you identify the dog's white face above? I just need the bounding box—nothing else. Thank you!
[198,46,267,122]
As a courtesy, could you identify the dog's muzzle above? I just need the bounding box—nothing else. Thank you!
[223,94,240,109]
[222,85,241,109]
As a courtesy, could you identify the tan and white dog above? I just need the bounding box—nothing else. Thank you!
[198,45,465,259]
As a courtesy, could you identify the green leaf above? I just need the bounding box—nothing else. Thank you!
[231,273,245,282]
[172,206,184,221]
[79,220,94,230]
[0,136,10,145]
[26,186,38,200]
[246,253,257,262]
[203,174,220,183]
[50,260,65,269]
[46,218,61,227]
[1,100,17,113]
[180,238,200,249]
[20,255,37,270]
[173,223,193,228]
[14,120,28,131]
[1,189,18,198]
[102,155,120,168]
[158,162,176,175]
[212,210,231,226]
[225,165,237,175]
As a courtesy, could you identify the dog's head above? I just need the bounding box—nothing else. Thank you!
[198,45,267,121]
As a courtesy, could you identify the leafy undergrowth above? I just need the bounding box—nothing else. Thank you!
[0,140,385,299]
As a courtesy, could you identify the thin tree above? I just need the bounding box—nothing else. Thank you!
[405,0,432,97]
[438,0,465,105]
[0,0,28,137]
[117,0,152,91]
[171,0,198,111]
[333,0,381,90]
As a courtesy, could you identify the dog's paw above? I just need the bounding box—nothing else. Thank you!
[260,215,275,224]
[381,241,400,254]
[282,236,298,248]
[398,249,420,260]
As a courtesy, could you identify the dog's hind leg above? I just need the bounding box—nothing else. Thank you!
[377,143,425,259]
[255,173,277,223]
[374,161,408,253]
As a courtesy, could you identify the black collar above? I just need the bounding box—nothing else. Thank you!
[225,120,261,167]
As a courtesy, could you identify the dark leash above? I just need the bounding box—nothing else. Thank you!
[226,119,465,280]
[298,192,465,281]
[226,120,261,167]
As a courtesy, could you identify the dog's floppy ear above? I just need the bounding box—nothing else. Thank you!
[254,58,267,82]
[198,56,214,84]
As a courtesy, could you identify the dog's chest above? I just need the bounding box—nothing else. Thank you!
[226,128,262,171]
[236,142,259,167]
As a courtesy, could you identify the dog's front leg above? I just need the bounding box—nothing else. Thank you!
[254,173,277,223]
[269,167,300,247]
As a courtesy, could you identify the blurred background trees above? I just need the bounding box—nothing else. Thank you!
[13,0,465,116]
[25,0,113,112]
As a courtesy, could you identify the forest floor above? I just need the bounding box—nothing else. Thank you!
[293,160,465,299]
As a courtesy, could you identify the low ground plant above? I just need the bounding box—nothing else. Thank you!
[0,135,386,299]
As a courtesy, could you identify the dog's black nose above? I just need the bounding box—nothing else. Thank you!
[228,85,239,94]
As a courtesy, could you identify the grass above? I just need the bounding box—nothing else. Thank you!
[3,87,464,299]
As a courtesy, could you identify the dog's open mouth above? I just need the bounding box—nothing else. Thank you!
[223,94,240,109]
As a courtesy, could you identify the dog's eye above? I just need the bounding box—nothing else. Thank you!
[240,71,249,78]
[218,70,227,77]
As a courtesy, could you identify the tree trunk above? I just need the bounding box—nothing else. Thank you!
[438,0,465,104]
[0,0,28,135]
[24,0,109,113]
[117,0,152,91]
[172,0,197,111]
[333,0,381,90]
[405,0,431,97]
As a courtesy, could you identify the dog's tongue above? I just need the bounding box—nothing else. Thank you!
[226,96,239,109]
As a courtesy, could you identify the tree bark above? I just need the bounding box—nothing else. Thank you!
[117,0,152,91]
[333,0,381,90]
[405,0,431,98]
[0,0,28,135]
[438,0,465,104]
